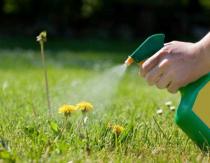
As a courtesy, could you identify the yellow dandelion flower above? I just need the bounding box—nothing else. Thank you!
[76,101,93,113]
[58,104,77,117]
[111,125,124,135]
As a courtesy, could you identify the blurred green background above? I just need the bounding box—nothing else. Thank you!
[0,0,210,41]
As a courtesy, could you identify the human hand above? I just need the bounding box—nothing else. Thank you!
[140,41,210,93]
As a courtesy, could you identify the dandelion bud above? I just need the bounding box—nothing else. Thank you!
[165,101,172,107]
[36,31,47,43]
[170,106,176,111]
[156,109,163,115]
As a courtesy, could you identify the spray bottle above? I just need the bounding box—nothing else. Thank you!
[125,34,210,150]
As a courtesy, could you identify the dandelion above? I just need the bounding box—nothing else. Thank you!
[76,101,93,155]
[156,109,163,115]
[76,101,93,113]
[56,104,77,149]
[36,31,47,42]
[165,101,172,107]
[170,106,176,111]
[109,124,125,135]
[36,31,51,117]
[58,104,77,117]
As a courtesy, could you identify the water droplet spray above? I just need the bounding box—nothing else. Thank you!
[53,64,128,111]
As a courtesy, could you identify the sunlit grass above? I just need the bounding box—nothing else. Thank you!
[0,46,209,162]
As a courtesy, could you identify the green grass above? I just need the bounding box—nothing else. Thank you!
[0,39,209,162]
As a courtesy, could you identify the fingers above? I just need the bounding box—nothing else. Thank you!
[140,58,170,86]
[164,41,177,46]
[139,44,181,94]
[141,48,168,77]
[164,42,173,46]
[156,71,172,89]
[145,66,162,86]
[139,58,179,94]
[167,82,179,94]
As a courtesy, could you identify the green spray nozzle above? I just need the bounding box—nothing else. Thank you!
[125,33,165,65]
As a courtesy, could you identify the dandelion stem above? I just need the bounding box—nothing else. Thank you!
[82,114,91,155]
[40,42,51,117]
[115,133,118,147]
[85,127,91,155]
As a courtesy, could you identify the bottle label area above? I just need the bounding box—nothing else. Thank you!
[193,82,210,128]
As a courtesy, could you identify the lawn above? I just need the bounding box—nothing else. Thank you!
[0,37,209,162]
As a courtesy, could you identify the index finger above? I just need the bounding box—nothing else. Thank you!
[141,48,168,77]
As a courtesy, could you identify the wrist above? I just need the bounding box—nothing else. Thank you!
[196,33,210,71]
[194,41,210,74]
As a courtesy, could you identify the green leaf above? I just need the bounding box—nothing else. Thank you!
[0,149,15,162]
[49,121,59,134]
